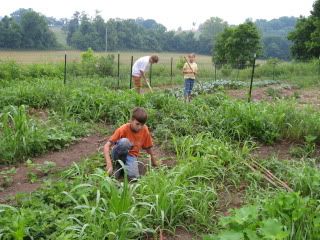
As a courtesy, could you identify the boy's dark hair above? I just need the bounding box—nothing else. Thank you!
[131,107,148,124]
[150,55,159,63]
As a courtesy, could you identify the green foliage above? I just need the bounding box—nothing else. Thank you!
[80,48,115,76]
[288,0,320,60]
[214,21,262,66]
[175,56,185,70]
[198,17,228,54]
[0,105,88,164]
[0,60,22,81]
[289,135,317,158]
[0,105,47,163]
[0,63,319,239]
[0,16,22,48]
[96,54,115,76]
[256,17,297,60]
[205,192,320,240]
[0,9,58,49]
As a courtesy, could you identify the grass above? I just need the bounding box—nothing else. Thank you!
[0,132,319,238]
[1,51,319,90]
[0,59,319,238]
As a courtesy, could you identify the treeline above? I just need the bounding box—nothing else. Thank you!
[0,9,58,49]
[66,12,206,53]
[0,3,319,61]
[64,12,300,60]
[256,17,297,60]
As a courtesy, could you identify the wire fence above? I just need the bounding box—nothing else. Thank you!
[1,51,319,89]
[63,53,320,90]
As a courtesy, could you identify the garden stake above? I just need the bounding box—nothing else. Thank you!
[145,78,153,92]
[244,162,279,189]
[251,160,292,192]
[244,160,293,192]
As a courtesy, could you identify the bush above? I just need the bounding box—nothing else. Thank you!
[96,54,115,76]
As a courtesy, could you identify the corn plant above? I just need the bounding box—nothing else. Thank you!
[0,105,47,163]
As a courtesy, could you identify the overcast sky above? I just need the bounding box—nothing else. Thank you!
[1,0,316,30]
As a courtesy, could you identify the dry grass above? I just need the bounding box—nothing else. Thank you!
[0,50,212,65]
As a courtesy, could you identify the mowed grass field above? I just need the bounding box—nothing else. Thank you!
[0,50,213,65]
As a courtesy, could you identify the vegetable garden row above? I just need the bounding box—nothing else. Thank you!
[0,74,319,239]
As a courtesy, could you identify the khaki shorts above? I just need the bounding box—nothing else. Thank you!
[132,76,142,88]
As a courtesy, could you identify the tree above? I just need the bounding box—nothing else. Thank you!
[288,17,317,60]
[67,12,80,45]
[0,16,22,48]
[20,10,57,49]
[255,17,296,59]
[288,0,320,60]
[198,17,228,54]
[10,8,32,23]
[263,36,291,60]
[214,21,261,66]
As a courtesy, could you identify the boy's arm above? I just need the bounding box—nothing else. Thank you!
[145,147,158,167]
[104,141,114,175]
[140,70,150,84]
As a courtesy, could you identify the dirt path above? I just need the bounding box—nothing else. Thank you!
[0,134,177,202]
[252,140,293,160]
[0,134,104,202]
[227,86,320,107]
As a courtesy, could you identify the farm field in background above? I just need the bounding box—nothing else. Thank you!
[0,50,213,64]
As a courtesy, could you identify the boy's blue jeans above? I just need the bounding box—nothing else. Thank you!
[184,78,195,96]
[111,138,139,178]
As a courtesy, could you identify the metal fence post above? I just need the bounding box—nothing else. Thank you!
[130,56,133,89]
[64,52,67,85]
[273,62,276,80]
[149,64,152,86]
[236,63,240,81]
[214,63,217,81]
[117,53,120,88]
[318,55,320,81]
[248,53,256,103]
[170,57,173,83]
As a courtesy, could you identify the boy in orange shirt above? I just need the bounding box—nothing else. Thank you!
[104,107,158,179]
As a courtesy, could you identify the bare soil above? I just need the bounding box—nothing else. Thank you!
[227,86,320,108]
[252,140,293,160]
[28,107,49,121]
[253,140,320,161]
[216,183,247,216]
[145,228,199,240]
[163,228,199,240]
[0,134,177,203]
[0,134,103,202]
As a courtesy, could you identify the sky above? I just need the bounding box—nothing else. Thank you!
[0,0,316,30]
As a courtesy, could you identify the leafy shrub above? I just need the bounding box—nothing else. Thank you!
[176,56,185,70]
[204,192,320,240]
[81,48,115,77]
[96,54,115,76]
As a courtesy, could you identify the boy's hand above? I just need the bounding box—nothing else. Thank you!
[106,166,113,176]
[151,160,159,167]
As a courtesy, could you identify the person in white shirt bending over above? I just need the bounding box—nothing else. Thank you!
[132,55,159,94]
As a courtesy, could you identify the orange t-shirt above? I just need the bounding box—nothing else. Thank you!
[109,123,153,157]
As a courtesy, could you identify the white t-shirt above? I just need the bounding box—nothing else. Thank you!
[132,56,150,77]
